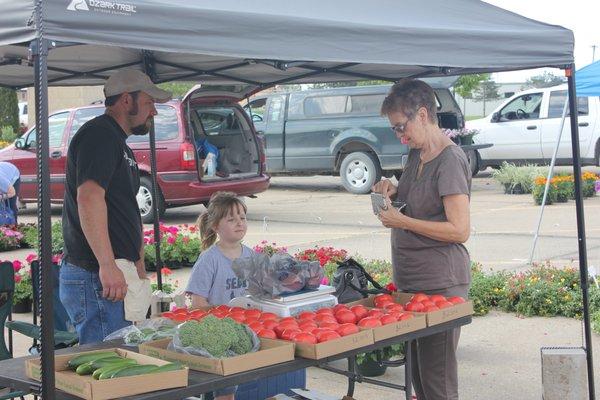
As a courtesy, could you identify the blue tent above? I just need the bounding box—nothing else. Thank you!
[577,60,600,96]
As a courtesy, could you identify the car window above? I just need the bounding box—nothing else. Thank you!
[348,94,385,114]
[25,111,69,147]
[303,95,347,116]
[268,97,284,122]
[70,107,105,137]
[195,106,246,136]
[499,93,543,121]
[547,90,589,118]
[244,98,266,122]
[127,105,179,143]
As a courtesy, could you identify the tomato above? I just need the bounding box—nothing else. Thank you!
[384,303,404,313]
[229,306,245,313]
[373,297,394,309]
[189,309,206,317]
[244,317,260,325]
[336,323,359,336]
[244,309,262,320]
[210,311,226,319]
[387,310,404,320]
[274,321,299,337]
[335,310,357,324]
[172,307,189,314]
[297,311,317,320]
[247,321,263,332]
[298,320,318,331]
[315,308,334,315]
[435,300,454,309]
[411,293,429,303]
[333,304,349,314]
[373,293,394,303]
[349,305,369,321]
[366,309,384,319]
[257,329,277,339]
[423,305,440,312]
[398,313,414,321]
[429,294,446,303]
[405,302,425,312]
[319,322,340,331]
[279,317,297,325]
[262,319,279,330]
[310,327,327,336]
[315,314,337,325]
[357,317,382,328]
[280,328,301,340]
[316,330,341,343]
[161,311,175,319]
[215,304,231,313]
[421,300,436,308]
[260,312,279,321]
[447,296,466,304]
[380,314,397,325]
[293,332,318,344]
[171,313,189,323]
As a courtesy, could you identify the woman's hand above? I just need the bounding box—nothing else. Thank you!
[377,198,407,229]
[371,179,397,198]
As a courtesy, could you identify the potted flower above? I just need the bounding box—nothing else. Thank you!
[442,128,480,146]
[0,226,23,252]
[150,267,179,294]
[144,224,201,270]
[12,260,33,313]
[355,343,405,377]
[253,240,288,256]
[582,172,599,198]
[294,246,348,285]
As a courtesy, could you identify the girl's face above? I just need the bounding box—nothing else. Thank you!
[214,203,247,243]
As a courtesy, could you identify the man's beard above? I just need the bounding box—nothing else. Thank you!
[131,121,150,136]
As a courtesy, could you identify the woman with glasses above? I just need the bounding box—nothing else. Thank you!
[372,79,471,400]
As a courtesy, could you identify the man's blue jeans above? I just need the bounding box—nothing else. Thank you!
[59,261,130,345]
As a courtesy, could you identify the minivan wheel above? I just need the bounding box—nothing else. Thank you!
[466,149,480,177]
[340,151,382,194]
[137,176,166,224]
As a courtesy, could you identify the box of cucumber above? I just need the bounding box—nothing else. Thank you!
[25,348,188,400]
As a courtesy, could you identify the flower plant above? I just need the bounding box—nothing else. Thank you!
[0,226,23,251]
[144,224,201,268]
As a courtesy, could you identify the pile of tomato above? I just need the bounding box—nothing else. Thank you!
[402,293,466,313]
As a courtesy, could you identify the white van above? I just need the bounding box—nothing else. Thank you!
[467,85,599,171]
[18,101,28,128]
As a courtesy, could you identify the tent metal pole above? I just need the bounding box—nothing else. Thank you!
[566,65,595,400]
[528,97,569,264]
[32,34,56,400]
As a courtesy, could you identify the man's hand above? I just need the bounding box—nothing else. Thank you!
[6,185,16,199]
[371,178,398,199]
[99,262,128,301]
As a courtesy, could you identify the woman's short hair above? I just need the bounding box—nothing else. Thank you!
[381,80,437,124]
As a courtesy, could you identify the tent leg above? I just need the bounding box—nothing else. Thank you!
[566,66,595,400]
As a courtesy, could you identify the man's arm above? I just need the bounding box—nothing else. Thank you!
[77,180,128,301]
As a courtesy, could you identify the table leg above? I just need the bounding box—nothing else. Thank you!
[404,340,412,400]
[346,356,356,397]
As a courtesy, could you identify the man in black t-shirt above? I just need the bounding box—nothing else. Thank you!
[60,70,171,344]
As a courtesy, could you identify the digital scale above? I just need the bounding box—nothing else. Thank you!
[229,285,338,317]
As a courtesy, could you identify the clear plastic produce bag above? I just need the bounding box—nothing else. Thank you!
[231,252,323,298]
[169,322,260,358]
[103,318,177,346]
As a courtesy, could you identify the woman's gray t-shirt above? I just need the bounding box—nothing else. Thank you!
[185,244,254,305]
[391,144,471,292]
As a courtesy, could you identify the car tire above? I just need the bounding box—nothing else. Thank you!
[340,151,382,194]
[466,149,480,177]
[137,176,165,224]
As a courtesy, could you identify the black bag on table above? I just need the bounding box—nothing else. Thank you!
[333,258,390,304]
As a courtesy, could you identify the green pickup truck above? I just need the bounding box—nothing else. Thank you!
[245,82,467,194]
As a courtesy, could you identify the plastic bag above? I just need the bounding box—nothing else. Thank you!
[231,252,323,298]
[168,321,260,358]
[103,318,176,346]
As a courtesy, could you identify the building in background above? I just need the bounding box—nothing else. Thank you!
[25,86,103,127]
[454,82,524,118]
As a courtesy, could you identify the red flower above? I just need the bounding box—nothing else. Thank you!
[14,274,21,283]
[385,282,398,292]
[25,253,37,264]
[12,260,22,272]
[161,267,173,276]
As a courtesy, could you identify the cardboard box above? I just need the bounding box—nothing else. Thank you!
[291,329,373,360]
[24,348,188,400]
[348,293,473,327]
[139,337,295,375]
[365,313,426,341]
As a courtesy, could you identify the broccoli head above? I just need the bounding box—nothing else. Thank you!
[177,315,254,357]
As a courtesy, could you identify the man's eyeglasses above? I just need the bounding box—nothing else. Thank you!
[390,121,409,135]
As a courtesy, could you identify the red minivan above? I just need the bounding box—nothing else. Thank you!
[0,86,270,222]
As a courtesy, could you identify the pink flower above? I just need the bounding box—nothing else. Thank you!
[14,274,21,283]
[167,236,176,245]
[26,253,37,263]
[52,254,62,264]
[12,260,22,273]
[182,236,190,244]
[321,277,329,285]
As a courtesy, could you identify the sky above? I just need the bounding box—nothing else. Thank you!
[483,0,600,83]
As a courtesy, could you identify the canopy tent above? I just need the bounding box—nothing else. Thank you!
[576,60,600,96]
[0,1,592,399]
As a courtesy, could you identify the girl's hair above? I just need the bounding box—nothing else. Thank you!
[380,79,437,124]
[197,191,247,249]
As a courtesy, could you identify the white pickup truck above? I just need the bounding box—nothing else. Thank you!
[467,84,599,172]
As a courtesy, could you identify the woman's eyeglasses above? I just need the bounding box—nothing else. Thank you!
[390,121,409,135]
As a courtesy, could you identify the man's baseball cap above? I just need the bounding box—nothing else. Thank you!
[104,70,172,103]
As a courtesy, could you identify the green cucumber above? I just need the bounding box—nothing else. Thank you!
[75,361,95,375]
[89,357,136,371]
[92,362,136,380]
[154,362,184,373]
[68,351,118,370]
[108,364,159,379]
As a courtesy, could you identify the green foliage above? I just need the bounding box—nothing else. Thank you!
[453,74,490,99]
[14,273,33,304]
[356,343,405,365]
[1,125,17,142]
[522,72,565,89]
[20,221,64,254]
[178,315,253,357]
[469,263,509,316]
[472,78,500,102]
[157,82,196,99]
[144,225,201,267]
[491,162,546,194]
[532,181,557,205]
[0,88,19,134]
